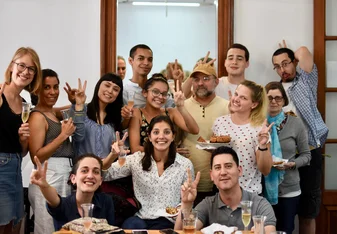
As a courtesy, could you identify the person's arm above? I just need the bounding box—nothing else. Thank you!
[129,108,145,153]
[254,197,277,234]
[255,120,273,175]
[174,169,201,230]
[181,78,193,99]
[294,46,314,74]
[18,122,30,156]
[265,225,276,234]
[28,112,75,163]
[291,117,311,168]
[30,156,61,207]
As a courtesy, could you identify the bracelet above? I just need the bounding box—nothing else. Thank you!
[258,146,268,151]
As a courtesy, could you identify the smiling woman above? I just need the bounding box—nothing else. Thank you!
[100,0,234,77]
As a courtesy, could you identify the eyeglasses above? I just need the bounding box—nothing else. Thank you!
[149,88,169,98]
[191,76,213,83]
[273,61,292,71]
[268,96,283,103]
[12,62,37,75]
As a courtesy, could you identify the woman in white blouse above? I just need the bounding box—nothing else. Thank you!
[105,115,194,230]
[212,80,273,194]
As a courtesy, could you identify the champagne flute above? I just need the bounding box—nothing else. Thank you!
[118,145,128,165]
[241,200,253,231]
[21,102,31,123]
[127,91,135,117]
[81,203,94,233]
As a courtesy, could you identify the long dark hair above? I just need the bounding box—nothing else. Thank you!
[142,115,177,171]
[87,73,123,132]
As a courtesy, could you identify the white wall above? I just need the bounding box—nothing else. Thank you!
[117,3,217,79]
[0,0,100,186]
[234,0,313,85]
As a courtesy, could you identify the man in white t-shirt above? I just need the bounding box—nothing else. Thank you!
[215,43,250,100]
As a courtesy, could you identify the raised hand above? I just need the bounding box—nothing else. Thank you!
[171,80,185,107]
[111,131,129,154]
[169,59,184,84]
[64,82,78,104]
[30,156,49,188]
[278,39,287,48]
[181,168,200,204]
[74,78,87,106]
[197,51,216,66]
[258,119,274,146]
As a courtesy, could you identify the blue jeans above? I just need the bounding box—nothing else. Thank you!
[272,195,300,234]
[0,153,24,226]
[122,216,174,230]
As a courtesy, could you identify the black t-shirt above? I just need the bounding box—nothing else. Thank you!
[0,94,23,153]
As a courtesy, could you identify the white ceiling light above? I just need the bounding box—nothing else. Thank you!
[132,2,201,7]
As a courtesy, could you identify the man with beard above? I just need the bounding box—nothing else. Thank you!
[182,62,229,205]
[272,43,328,234]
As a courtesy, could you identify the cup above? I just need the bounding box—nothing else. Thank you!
[181,209,197,234]
[81,203,94,233]
[118,145,129,165]
[252,215,266,234]
[270,232,286,234]
[241,201,253,231]
[60,109,70,121]
[21,102,31,123]
[127,91,135,117]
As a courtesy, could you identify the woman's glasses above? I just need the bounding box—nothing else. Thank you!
[268,96,283,103]
[149,88,169,98]
[12,62,36,75]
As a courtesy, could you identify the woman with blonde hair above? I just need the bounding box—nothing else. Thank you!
[212,80,273,194]
[0,47,42,234]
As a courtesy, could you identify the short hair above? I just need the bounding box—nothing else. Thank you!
[42,69,59,84]
[5,47,42,94]
[272,48,295,62]
[210,146,239,168]
[129,44,152,58]
[265,81,289,107]
[67,154,103,190]
[227,43,250,62]
[117,55,125,62]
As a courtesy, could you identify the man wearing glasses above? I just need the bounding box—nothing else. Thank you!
[272,43,328,234]
[182,62,229,206]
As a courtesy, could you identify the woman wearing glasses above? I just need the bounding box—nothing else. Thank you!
[265,81,310,234]
[212,80,273,194]
[129,73,199,153]
[0,47,42,234]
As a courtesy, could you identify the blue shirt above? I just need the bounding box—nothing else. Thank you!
[70,105,116,158]
[284,64,328,148]
[47,192,115,230]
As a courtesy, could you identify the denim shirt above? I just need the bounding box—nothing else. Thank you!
[47,192,115,230]
[284,64,329,148]
[70,104,116,158]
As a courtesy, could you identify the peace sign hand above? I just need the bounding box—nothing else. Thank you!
[111,131,129,155]
[30,156,49,188]
[74,78,87,106]
[278,39,288,48]
[181,169,200,204]
[64,82,77,104]
[197,51,216,66]
[171,80,185,107]
[169,59,184,83]
[258,119,274,146]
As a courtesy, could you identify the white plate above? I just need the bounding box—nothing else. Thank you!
[196,141,229,149]
[155,209,179,217]
[272,159,288,167]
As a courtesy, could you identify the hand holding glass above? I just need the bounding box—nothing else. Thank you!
[21,102,31,123]
[241,201,253,231]
[60,109,70,121]
[127,91,135,117]
[181,209,197,234]
[118,145,129,165]
[81,203,94,233]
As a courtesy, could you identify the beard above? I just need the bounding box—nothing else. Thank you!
[195,87,214,98]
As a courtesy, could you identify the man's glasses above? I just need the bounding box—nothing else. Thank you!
[268,96,283,103]
[273,61,292,71]
[149,88,169,98]
[191,76,213,83]
[12,62,36,75]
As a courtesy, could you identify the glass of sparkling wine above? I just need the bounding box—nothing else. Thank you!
[118,145,128,166]
[81,203,94,233]
[21,102,31,123]
[182,209,197,234]
[127,91,135,117]
[241,201,253,231]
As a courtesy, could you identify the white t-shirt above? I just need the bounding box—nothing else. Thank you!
[215,76,238,100]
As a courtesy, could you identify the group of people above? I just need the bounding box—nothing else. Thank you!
[0,41,328,234]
